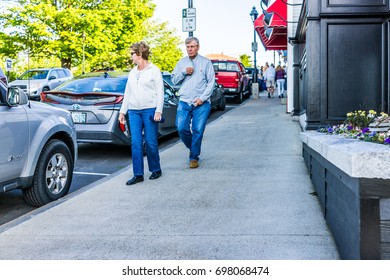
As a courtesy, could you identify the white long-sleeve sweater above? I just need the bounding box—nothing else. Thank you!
[120,63,164,114]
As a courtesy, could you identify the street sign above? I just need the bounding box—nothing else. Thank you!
[5,58,12,71]
[182,8,196,18]
[182,8,196,32]
[252,42,258,52]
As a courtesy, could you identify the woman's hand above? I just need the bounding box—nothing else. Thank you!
[118,113,125,124]
[154,112,162,122]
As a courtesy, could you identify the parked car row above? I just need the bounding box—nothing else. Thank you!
[1,66,226,207]
[162,72,226,111]
[0,68,77,207]
[9,67,73,100]
[211,59,250,104]
[0,67,8,86]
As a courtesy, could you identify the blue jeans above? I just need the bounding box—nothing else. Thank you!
[128,108,161,176]
[176,101,211,161]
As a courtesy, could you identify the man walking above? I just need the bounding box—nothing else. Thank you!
[171,37,215,168]
[264,63,276,98]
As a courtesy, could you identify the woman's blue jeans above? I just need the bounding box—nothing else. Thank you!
[176,101,211,161]
[128,108,161,176]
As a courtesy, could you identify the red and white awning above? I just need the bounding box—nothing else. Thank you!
[254,0,288,50]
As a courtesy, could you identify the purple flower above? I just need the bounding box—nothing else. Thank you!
[347,125,353,130]
[327,127,333,133]
[384,138,390,145]
[369,131,377,137]
[361,127,370,134]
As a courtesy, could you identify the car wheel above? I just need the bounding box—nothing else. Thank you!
[217,96,226,111]
[23,139,74,207]
[236,90,243,104]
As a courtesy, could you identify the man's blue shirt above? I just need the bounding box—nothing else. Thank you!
[171,54,215,105]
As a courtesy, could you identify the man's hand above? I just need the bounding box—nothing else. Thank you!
[192,98,203,107]
[186,67,194,75]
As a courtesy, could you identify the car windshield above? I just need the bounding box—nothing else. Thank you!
[212,62,239,72]
[162,75,173,86]
[56,78,127,93]
[19,70,49,80]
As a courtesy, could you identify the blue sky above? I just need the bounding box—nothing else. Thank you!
[0,0,279,67]
[152,0,279,67]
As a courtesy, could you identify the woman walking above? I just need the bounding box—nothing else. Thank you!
[119,41,164,185]
[275,65,286,98]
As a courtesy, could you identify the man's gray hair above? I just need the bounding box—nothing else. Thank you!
[185,36,199,46]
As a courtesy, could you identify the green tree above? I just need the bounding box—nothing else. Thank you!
[0,0,182,73]
[143,20,183,72]
[239,54,252,67]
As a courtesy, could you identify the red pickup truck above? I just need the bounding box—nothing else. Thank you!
[211,59,250,103]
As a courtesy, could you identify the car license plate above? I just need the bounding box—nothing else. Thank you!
[71,112,86,123]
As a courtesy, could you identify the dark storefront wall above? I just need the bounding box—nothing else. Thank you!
[294,0,390,130]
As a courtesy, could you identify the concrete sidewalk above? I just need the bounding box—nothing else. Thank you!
[0,92,339,260]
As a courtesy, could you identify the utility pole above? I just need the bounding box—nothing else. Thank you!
[188,0,193,37]
[250,6,259,98]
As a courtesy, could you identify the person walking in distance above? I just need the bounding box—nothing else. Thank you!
[171,37,215,168]
[275,65,286,98]
[264,63,276,98]
[118,41,164,185]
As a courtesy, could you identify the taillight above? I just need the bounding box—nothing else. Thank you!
[40,93,60,104]
[95,95,123,105]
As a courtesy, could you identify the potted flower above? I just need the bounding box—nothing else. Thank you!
[318,110,390,145]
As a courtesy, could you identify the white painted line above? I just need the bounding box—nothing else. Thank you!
[73,171,110,176]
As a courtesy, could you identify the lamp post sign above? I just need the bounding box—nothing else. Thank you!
[252,42,258,52]
[5,58,12,71]
[182,8,196,32]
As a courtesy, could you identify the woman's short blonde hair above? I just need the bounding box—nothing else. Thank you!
[130,41,150,60]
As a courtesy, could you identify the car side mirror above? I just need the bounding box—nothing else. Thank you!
[6,87,28,106]
[49,75,57,80]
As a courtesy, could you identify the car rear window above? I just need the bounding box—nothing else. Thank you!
[212,61,239,72]
[19,70,49,80]
[58,78,127,93]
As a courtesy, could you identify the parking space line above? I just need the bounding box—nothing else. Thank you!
[73,171,110,176]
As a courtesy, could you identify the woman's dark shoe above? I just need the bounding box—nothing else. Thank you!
[126,176,144,185]
[149,171,162,180]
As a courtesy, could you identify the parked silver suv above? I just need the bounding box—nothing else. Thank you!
[0,80,77,207]
[0,67,7,86]
[9,67,73,100]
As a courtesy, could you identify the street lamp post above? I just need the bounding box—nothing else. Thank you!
[188,0,193,37]
[82,31,86,74]
[250,6,259,98]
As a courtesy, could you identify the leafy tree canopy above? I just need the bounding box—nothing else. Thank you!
[239,54,252,68]
[0,0,183,75]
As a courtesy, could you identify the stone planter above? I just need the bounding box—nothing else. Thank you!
[369,118,390,132]
[300,131,390,259]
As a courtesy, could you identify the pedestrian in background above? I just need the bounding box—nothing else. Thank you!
[275,65,286,98]
[264,63,276,98]
[119,41,164,185]
[263,62,269,74]
[171,37,215,169]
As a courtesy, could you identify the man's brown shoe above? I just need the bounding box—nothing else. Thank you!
[189,159,198,168]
